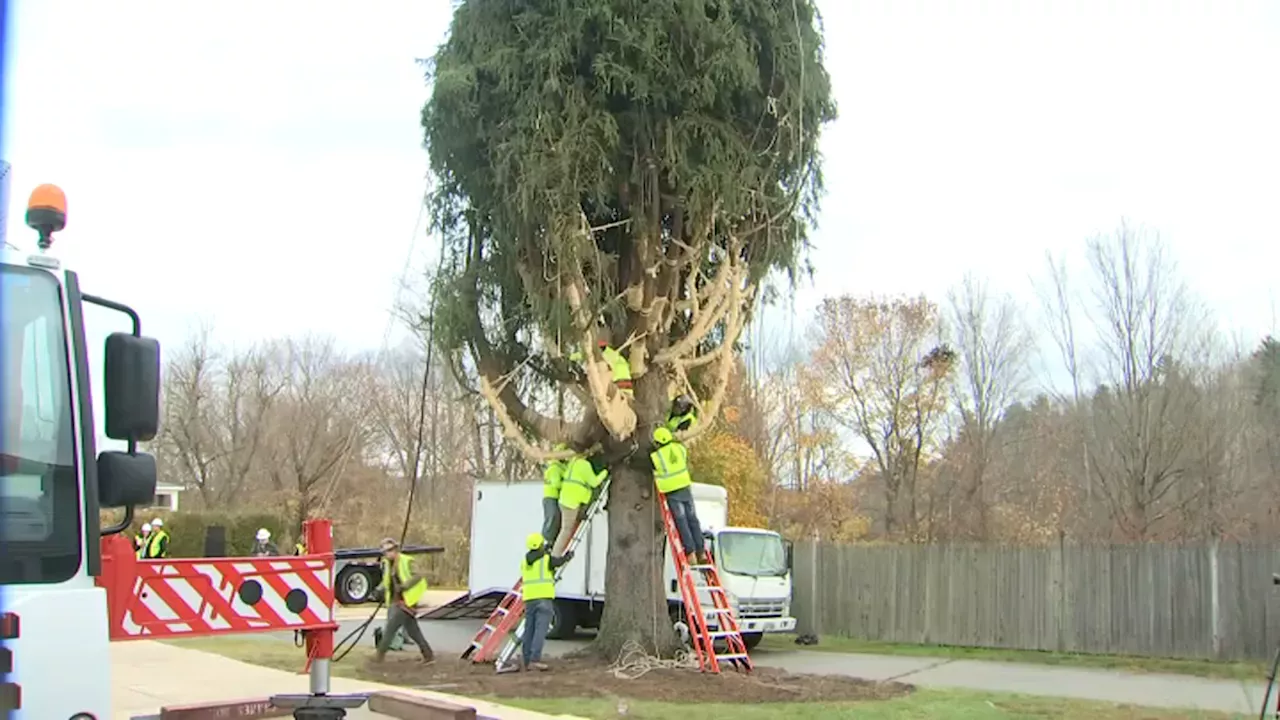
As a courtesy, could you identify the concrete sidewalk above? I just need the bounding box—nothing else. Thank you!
[756,650,1272,716]
[112,640,580,720]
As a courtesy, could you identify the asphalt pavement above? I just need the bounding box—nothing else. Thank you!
[290,606,1273,716]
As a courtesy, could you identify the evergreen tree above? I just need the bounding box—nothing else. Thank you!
[420,0,835,658]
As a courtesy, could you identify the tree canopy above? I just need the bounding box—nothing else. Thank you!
[421,0,836,456]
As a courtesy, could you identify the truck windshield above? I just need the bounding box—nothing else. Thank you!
[717,530,787,577]
[0,264,82,585]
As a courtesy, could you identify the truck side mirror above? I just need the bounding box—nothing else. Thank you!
[784,540,794,570]
[98,451,158,508]
[104,332,161,442]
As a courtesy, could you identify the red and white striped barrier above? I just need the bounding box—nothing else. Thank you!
[98,527,339,642]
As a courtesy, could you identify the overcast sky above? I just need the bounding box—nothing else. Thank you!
[5,0,1279,388]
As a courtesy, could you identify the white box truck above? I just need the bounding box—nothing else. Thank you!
[465,480,797,649]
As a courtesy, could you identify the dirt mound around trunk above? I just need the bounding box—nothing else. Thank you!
[363,656,913,704]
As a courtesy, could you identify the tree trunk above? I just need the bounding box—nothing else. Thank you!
[591,369,681,661]
[591,459,682,660]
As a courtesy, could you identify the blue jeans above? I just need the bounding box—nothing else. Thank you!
[665,487,704,555]
[522,598,554,665]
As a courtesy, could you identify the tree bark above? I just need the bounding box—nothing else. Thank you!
[592,459,682,660]
[590,369,681,660]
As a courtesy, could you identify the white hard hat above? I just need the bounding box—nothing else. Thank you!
[256,528,270,541]
[141,523,152,532]
[151,518,163,527]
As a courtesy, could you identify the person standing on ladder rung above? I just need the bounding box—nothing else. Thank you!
[520,532,573,671]
[542,446,568,543]
[650,427,708,565]
[551,452,607,558]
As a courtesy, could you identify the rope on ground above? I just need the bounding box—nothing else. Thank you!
[609,639,697,680]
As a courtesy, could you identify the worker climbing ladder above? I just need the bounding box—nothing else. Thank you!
[461,478,612,668]
[658,486,754,674]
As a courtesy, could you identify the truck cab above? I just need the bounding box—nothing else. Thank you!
[2,184,163,718]
[664,484,797,648]
[702,525,796,645]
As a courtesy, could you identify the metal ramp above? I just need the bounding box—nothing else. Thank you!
[419,587,506,620]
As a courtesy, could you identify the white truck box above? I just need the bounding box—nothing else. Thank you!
[468,479,796,646]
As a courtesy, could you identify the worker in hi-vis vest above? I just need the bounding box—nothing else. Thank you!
[134,523,151,559]
[650,426,708,565]
[542,445,568,543]
[665,393,698,433]
[569,339,633,397]
[373,537,435,664]
[145,518,170,559]
[520,532,573,671]
[551,453,607,558]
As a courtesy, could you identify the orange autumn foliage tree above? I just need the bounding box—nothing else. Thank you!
[689,430,768,527]
[771,480,872,542]
[806,295,955,538]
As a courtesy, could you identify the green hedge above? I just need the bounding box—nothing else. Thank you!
[123,511,293,558]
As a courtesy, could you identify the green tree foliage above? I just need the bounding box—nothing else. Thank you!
[420,0,835,657]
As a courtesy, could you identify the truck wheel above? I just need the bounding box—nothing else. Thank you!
[545,599,578,640]
[336,565,375,605]
[741,632,764,651]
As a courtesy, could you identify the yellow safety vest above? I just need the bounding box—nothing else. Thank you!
[600,346,633,395]
[559,457,605,509]
[650,441,692,494]
[146,530,170,559]
[294,542,306,556]
[543,461,564,499]
[665,410,697,433]
[380,554,428,607]
[521,553,556,601]
[135,535,148,559]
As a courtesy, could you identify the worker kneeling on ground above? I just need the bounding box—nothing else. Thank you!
[651,427,708,564]
[542,446,568,543]
[551,452,607,557]
[373,537,435,665]
[520,532,573,672]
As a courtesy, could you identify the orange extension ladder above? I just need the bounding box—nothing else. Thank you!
[658,485,753,674]
[462,480,610,667]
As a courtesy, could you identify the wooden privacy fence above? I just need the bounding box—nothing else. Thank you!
[791,539,1280,661]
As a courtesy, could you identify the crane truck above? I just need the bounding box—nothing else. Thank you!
[0,183,381,719]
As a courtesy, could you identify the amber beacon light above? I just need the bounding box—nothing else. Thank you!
[25,183,68,250]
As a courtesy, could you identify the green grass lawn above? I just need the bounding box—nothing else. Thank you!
[756,634,1270,682]
[170,637,1251,720]
[496,693,1247,719]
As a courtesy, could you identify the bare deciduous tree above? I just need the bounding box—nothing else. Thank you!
[946,274,1031,538]
[1081,224,1210,539]
[262,337,374,530]
[157,327,284,508]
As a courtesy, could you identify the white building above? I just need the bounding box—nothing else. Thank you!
[149,483,184,512]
